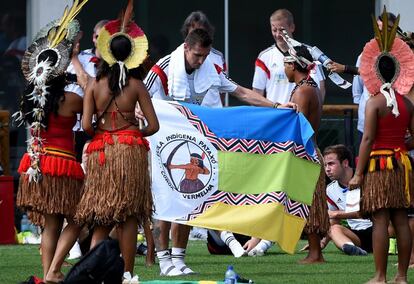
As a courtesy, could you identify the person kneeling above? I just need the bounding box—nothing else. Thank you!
[322,144,372,256]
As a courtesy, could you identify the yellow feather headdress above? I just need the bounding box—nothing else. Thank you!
[15,0,89,183]
[96,0,148,70]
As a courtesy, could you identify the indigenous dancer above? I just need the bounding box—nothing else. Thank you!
[348,10,414,284]
[75,0,159,279]
[284,45,329,264]
[13,1,89,282]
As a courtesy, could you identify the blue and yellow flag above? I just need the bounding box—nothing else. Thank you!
[148,99,321,253]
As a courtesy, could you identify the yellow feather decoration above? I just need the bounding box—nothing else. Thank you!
[386,156,393,170]
[49,0,89,48]
[369,158,376,172]
[374,6,400,53]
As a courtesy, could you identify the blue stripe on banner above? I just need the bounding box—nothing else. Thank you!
[182,103,316,155]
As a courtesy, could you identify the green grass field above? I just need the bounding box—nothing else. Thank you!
[0,240,412,284]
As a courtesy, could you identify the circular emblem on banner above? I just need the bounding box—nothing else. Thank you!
[156,135,217,195]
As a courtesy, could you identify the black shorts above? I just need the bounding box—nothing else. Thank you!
[351,226,373,253]
[206,230,250,255]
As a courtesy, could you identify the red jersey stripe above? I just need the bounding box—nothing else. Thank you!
[255,58,270,79]
[326,196,339,209]
[151,65,169,95]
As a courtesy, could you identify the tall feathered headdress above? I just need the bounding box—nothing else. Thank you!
[96,0,148,90]
[359,6,414,117]
[13,0,89,182]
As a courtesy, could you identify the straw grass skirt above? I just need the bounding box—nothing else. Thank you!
[304,150,330,235]
[17,152,84,224]
[75,130,152,227]
[361,150,414,215]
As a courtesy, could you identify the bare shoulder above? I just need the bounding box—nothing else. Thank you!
[294,85,319,102]
[127,77,144,89]
[64,92,82,104]
[365,94,386,114]
[58,91,83,115]
[366,94,383,106]
[130,78,149,95]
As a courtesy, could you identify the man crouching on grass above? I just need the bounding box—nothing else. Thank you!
[322,144,373,256]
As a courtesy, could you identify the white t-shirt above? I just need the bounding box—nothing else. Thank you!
[64,48,97,98]
[64,48,97,131]
[326,180,372,231]
[252,44,325,104]
[352,55,370,133]
[209,47,226,71]
[144,52,237,108]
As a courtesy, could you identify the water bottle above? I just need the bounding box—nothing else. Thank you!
[30,223,39,236]
[224,265,237,284]
[20,214,30,232]
[309,46,331,68]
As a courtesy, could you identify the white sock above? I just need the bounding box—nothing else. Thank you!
[122,272,139,284]
[156,249,183,276]
[255,240,273,252]
[220,231,246,258]
[171,247,195,274]
[248,240,273,256]
[68,241,82,260]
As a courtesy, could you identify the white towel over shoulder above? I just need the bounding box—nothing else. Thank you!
[168,43,221,101]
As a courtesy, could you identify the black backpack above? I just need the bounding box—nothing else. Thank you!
[63,239,124,284]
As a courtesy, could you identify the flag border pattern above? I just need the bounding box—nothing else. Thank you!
[171,104,316,223]
[173,104,318,163]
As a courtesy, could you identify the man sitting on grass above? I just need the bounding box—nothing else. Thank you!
[321,144,373,256]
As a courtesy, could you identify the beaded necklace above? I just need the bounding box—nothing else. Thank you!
[289,77,318,102]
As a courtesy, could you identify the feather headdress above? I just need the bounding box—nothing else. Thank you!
[97,0,148,87]
[359,6,414,117]
[14,0,88,182]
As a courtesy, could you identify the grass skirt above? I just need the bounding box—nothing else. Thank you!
[17,172,83,220]
[17,152,84,222]
[361,150,414,214]
[75,130,152,227]
[304,150,330,235]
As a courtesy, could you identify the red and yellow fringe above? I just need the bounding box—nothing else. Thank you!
[368,149,412,204]
[361,148,414,214]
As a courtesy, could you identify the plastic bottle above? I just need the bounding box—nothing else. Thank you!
[30,223,39,236]
[309,46,331,67]
[20,214,30,232]
[224,265,237,284]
